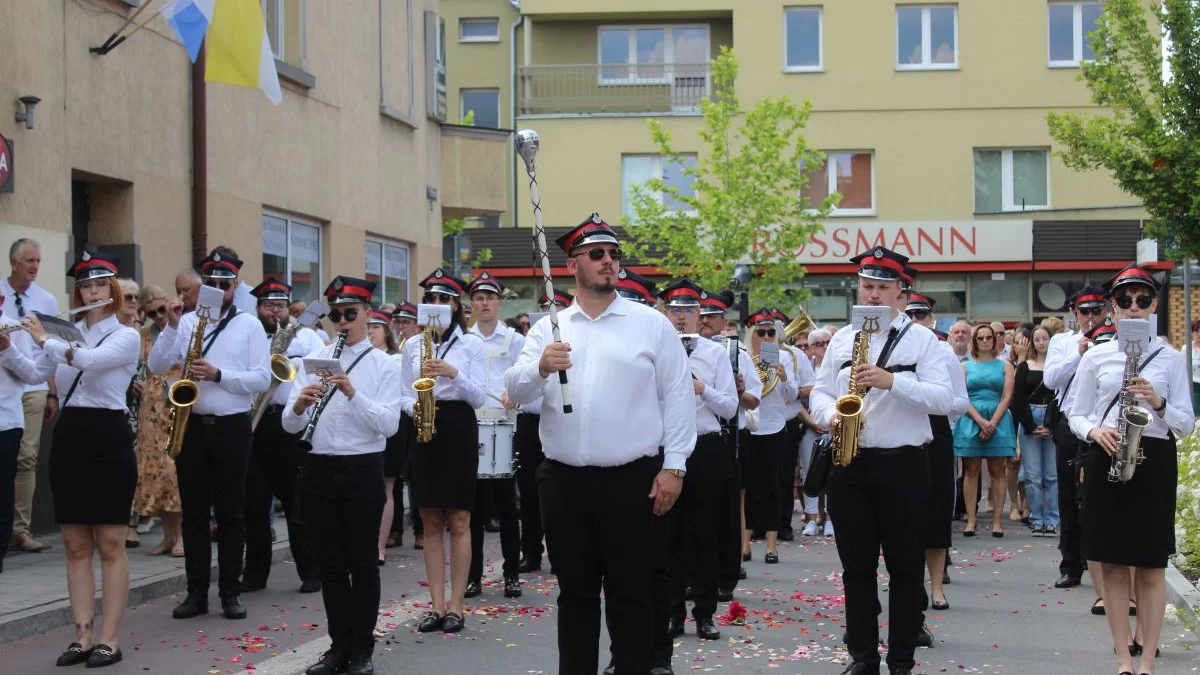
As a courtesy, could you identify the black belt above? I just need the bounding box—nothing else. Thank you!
[517,412,540,420]
[265,404,285,416]
[857,444,923,457]
[191,411,250,424]
[545,454,660,472]
[304,451,384,466]
[697,431,722,440]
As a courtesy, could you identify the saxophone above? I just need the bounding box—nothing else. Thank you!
[833,316,879,466]
[412,320,439,443]
[164,306,212,459]
[250,317,301,431]
[1109,339,1152,482]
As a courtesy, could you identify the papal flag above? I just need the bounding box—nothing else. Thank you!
[162,0,282,105]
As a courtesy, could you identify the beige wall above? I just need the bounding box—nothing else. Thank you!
[0,0,448,304]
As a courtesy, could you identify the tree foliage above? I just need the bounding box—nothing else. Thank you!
[622,47,835,309]
[1047,0,1200,260]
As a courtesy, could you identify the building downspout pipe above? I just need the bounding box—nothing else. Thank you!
[192,46,208,262]
[509,0,523,227]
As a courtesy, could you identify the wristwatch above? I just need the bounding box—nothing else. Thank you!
[663,469,686,480]
[1154,397,1167,412]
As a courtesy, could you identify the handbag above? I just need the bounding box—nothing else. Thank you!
[803,434,833,498]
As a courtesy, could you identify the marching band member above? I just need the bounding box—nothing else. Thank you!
[23,250,140,667]
[1043,286,1110,592]
[743,307,799,563]
[387,302,422,550]
[366,309,406,564]
[282,277,404,675]
[772,308,816,542]
[466,271,523,599]
[616,268,657,306]
[660,279,738,646]
[516,287,560,573]
[809,246,954,675]
[241,278,324,594]
[505,215,695,675]
[0,287,42,575]
[1068,265,1193,675]
[148,251,270,621]
[401,269,486,635]
[539,288,574,310]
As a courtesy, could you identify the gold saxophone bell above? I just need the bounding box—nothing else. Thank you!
[270,353,297,383]
[167,378,199,408]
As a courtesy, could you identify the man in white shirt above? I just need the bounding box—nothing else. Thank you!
[283,276,403,675]
[387,302,423,549]
[149,251,271,621]
[1042,285,1109,590]
[809,246,954,675]
[505,214,695,675]
[948,321,972,363]
[465,271,524,599]
[3,238,58,553]
[241,278,326,595]
[0,288,45,572]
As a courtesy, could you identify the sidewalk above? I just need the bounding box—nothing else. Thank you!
[0,520,292,644]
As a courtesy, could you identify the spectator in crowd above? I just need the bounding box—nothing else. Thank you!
[991,321,1011,361]
[117,278,143,550]
[514,313,531,336]
[1191,319,1199,417]
[1012,325,1058,536]
[1040,316,1065,336]
[948,321,972,362]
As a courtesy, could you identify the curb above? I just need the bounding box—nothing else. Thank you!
[0,540,294,645]
[1165,562,1200,637]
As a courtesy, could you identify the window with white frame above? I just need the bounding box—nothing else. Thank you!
[261,0,306,68]
[460,88,500,128]
[364,239,410,306]
[973,149,1050,213]
[1048,2,1102,66]
[263,213,322,303]
[785,7,823,71]
[802,152,875,215]
[459,18,499,42]
[598,25,710,84]
[896,5,957,69]
[621,154,698,221]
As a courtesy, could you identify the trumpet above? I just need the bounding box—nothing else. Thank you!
[0,299,115,335]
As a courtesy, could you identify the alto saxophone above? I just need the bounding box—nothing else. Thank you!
[250,316,301,431]
[833,316,879,467]
[164,306,212,459]
[1109,339,1152,482]
[412,319,439,443]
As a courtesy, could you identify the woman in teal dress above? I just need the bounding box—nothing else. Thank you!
[953,323,1016,537]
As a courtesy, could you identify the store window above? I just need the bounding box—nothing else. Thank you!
[919,276,967,321]
[1032,273,1086,315]
[969,272,1029,320]
[263,212,321,303]
[364,238,410,306]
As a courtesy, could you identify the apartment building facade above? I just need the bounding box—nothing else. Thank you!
[443,0,1186,332]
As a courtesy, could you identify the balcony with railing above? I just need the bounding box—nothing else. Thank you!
[518,62,712,117]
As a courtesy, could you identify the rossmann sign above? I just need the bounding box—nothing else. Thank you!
[754,221,1033,263]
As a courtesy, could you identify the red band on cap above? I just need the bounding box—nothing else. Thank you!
[202,260,239,275]
[563,224,611,253]
[666,288,701,301]
[77,259,119,274]
[328,284,373,299]
[700,296,727,309]
[1115,268,1155,285]
[861,255,905,275]
[1074,293,1105,305]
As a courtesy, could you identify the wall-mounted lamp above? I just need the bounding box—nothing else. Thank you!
[15,96,41,130]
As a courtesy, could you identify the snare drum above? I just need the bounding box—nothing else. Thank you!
[477,419,516,479]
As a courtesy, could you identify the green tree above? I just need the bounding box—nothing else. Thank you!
[1047,0,1200,260]
[622,46,836,309]
[442,217,493,272]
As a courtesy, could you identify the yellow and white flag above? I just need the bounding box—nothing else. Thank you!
[204,0,282,105]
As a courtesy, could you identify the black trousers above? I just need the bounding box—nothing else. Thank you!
[1055,418,1084,578]
[778,418,803,536]
[610,509,672,668]
[244,407,318,587]
[301,452,386,653]
[670,433,726,621]
[176,412,252,597]
[470,477,521,579]
[0,427,20,560]
[540,455,660,675]
[829,447,929,671]
[514,413,545,564]
[392,414,421,538]
[717,428,744,589]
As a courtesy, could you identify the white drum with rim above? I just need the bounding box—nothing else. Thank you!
[477,419,516,479]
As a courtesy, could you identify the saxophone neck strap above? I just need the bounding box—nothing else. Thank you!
[437,334,460,360]
[1100,347,1164,425]
[201,306,238,357]
[61,329,117,408]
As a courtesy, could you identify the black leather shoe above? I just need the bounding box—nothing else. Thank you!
[504,576,522,598]
[416,612,443,633]
[684,585,695,601]
[916,624,934,647]
[890,668,913,675]
[667,615,685,638]
[750,530,765,541]
[840,661,881,675]
[717,587,734,602]
[648,667,674,675]
[602,657,616,675]
[742,551,752,562]
[84,644,122,668]
[239,580,266,593]
[441,611,465,633]
[346,649,374,675]
[1054,574,1082,589]
[695,618,720,640]
[221,595,248,620]
[172,592,209,619]
[764,551,780,564]
[778,529,795,542]
[517,558,541,573]
[464,580,482,598]
[55,642,94,666]
[300,579,322,594]
[931,596,950,611]
[305,648,349,675]
[738,567,747,580]
[485,518,501,533]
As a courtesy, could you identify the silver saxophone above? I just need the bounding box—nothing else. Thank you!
[250,316,302,431]
[1108,339,1152,482]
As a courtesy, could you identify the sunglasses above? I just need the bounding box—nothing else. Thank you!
[422,293,455,304]
[907,310,930,320]
[755,328,777,338]
[976,335,995,341]
[1114,294,1154,310]
[204,279,233,291]
[124,293,137,302]
[1077,306,1105,316]
[573,247,623,262]
[810,340,829,348]
[144,305,167,318]
[327,308,361,323]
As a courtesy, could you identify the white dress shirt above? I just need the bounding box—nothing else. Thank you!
[715,341,762,432]
[1043,329,1085,403]
[34,315,139,410]
[783,345,817,420]
[685,336,738,435]
[506,295,697,471]
[281,338,404,454]
[470,321,525,410]
[810,313,954,449]
[750,347,799,436]
[399,325,487,416]
[148,307,271,415]
[268,325,327,407]
[1067,340,1194,443]
[0,321,43,430]
[1,278,58,393]
[937,341,971,422]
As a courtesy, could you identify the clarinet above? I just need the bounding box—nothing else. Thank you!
[297,331,347,452]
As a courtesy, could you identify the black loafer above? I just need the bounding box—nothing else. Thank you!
[441,611,465,633]
[916,624,934,647]
[221,594,248,620]
[504,577,522,598]
[778,530,795,542]
[717,587,734,602]
[695,618,720,641]
[1054,574,1082,589]
[305,648,349,675]
[239,580,266,593]
[346,649,374,675]
[764,552,779,564]
[517,558,541,573]
[839,661,880,675]
[667,615,685,638]
[602,658,616,675]
[55,642,94,666]
[417,612,443,633]
[300,579,322,594]
[172,592,209,619]
[1091,599,1106,615]
[648,667,674,675]
[738,567,747,580]
[931,596,950,610]
[464,580,482,598]
[742,551,752,562]
[84,644,121,668]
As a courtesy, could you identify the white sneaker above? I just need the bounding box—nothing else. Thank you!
[136,517,159,535]
[823,521,835,537]
[802,521,820,537]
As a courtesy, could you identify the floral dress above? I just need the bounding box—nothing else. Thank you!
[133,327,183,515]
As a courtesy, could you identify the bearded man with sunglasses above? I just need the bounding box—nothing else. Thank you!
[506,214,696,675]
[1042,285,1110,592]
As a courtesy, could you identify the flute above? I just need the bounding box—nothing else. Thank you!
[0,299,114,335]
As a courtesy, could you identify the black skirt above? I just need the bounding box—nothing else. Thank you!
[50,407,137,525]
[923,415,955,550]
[383,417,410,479]
[1081,436,1177,568]
[410,400,478,511]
